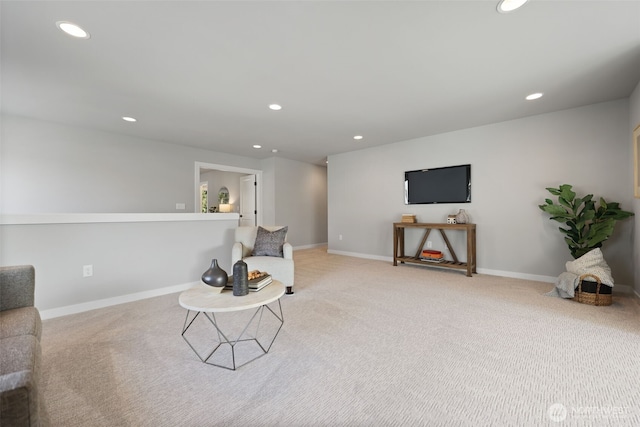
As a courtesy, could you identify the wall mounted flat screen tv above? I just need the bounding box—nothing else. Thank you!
[404,164,471,204]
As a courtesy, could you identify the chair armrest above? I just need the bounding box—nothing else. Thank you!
[283,242,293,260]
[232,242,244,265]
[0,265,35,311]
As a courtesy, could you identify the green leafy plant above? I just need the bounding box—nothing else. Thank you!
[539,184,634,259]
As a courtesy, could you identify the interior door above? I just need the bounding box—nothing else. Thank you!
[239,174,256,226]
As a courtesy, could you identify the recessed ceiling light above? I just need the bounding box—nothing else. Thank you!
[497,0,528,13]
[271,149,279,153]
[122,116,137,122]
[525,92,544,101]
[253,145,262,149]
[56,21,90,39]
[269,104,282,111]
[353,135,363,140]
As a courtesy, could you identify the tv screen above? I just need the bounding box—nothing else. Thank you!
[404,164,471,204]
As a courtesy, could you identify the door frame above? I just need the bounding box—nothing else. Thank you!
[194,162,263,225]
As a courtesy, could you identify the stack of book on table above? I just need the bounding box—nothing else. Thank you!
[420,249,444,263]
[225,270,273,292]
[401,214,416,223]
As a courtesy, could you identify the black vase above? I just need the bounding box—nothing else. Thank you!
[201,259,228,288]
[232,259,249,296]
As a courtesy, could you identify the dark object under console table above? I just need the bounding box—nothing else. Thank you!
[393,222,477,277]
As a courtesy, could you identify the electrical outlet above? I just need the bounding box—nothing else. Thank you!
[176,203,186,210]
[83,265,93,277]
[427,241,432,248]
[339,234,343,241]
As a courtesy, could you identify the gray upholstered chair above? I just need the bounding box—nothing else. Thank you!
[0,265,49,426]
[231,226,294,294]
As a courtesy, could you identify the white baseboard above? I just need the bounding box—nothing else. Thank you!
[41,250,639,319]
[327,249,391,262]
[40,281,198,320]
[40,243,327,320]
[294,242,328,251]
[476,267,556,283]
[327,249,636,295]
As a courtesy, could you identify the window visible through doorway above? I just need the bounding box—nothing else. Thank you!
[200,182,208,213]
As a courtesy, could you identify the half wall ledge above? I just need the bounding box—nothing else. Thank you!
[0,213,240,225]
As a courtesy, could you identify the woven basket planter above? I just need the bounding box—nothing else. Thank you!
[573,273,612,306]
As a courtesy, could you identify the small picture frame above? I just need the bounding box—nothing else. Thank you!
[635,124,640,198]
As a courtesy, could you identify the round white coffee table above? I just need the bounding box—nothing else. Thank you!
[179,280,285,370]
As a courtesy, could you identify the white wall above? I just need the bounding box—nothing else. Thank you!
[328,100,634,285]
[630,81,640,294]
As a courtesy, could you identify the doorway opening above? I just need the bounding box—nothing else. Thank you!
[195,162,262,226]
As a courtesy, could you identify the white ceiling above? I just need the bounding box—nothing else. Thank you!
[2,1,640,165]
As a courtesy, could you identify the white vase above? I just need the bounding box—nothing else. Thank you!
[455,209,470,224]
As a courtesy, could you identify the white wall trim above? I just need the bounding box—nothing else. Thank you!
[327,249,392,262]
[195,161,263,225]
[40,281,199,320]
[476,267,555,283]
[40,249,637,319]
[293,242,328,251]
[1,213,239,225]
[327,249,635,291]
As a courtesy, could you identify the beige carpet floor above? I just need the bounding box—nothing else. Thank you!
[41,246,640,426]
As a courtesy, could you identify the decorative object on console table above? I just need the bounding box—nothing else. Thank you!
[232,259,249,296]
[447,215,457,224]
[455,209,470,224]
[421,249,444,263]
[201,259,228,288]
[401,214,416,223]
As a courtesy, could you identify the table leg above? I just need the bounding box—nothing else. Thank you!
[463,226,477,276]
[181,300,284,370]
[393,225,398,266]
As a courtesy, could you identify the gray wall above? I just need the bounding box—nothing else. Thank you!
[1,114,328,314]
[630,81,640,294]
[1,115,261,214]
[272,157,328,247]
[328,100,635,286]
[1,114,328,248]
[1,217,238,313]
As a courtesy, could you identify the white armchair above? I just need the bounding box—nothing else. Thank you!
[232,226,294,294]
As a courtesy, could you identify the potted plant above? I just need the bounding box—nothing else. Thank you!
[539,184,634,259]
[539,184,634,304]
